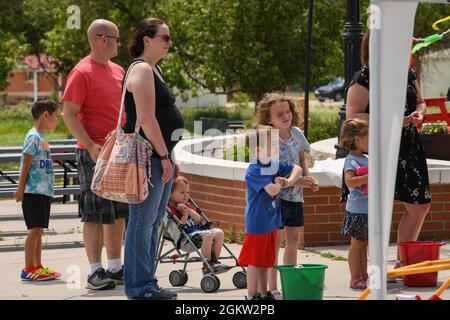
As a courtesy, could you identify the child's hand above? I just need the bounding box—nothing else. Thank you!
[272,181,282,195]
[14,188,24,202]
[300,176,319,191]
[274,177,288,188]
[309,177,320,192]
[176,203,189,215]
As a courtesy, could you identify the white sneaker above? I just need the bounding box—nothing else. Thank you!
[271,290,283,300]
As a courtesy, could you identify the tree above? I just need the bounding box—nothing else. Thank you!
[0,2,28,91]
[1,0,447,101]
[0,30,28,91]
[155,0,346,102]
[0,0,160,89]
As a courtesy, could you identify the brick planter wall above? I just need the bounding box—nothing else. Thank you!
[181,172,450,247]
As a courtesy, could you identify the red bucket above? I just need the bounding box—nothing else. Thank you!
[398,241,446,287]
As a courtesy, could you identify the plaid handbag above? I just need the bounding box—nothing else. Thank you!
[91,60,153,204]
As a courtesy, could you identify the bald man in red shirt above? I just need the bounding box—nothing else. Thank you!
[63,19,127,291]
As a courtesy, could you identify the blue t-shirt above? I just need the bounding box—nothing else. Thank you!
[20,128,54,197]
[279,127,310,202]
[245,159,294,234]
[344,154,368,214]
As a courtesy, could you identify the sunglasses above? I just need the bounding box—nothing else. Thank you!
[154,34,173,43]
[96,34,121,44]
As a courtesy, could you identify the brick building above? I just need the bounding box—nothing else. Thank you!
[1,54,62,105]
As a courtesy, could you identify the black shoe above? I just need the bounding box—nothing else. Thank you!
[212,262,232,274]
[261,291,277,300]
[86,268,116,290]
[133,287,178,300]
[106,267,123,285]
[245,293,262,300]
[202,262,231,275]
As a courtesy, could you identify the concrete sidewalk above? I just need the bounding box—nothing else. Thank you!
[1,243,449,300]
[0,199,449,300]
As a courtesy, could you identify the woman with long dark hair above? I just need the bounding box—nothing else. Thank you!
[122,18,184,300]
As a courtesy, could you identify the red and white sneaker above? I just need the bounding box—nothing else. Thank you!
[20,267,58,281]
[35,265,61,280]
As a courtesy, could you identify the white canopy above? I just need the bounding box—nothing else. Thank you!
[369,0,449,300]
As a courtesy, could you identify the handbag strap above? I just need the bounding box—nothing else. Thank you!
[116,59,146,133]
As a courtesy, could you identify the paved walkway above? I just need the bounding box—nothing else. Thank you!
[0,200,449,300]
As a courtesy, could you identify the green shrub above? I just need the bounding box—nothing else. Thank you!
[0,101,30,119]
[223,143,251,162]
[180,106,255,133]
[307,117,339,144]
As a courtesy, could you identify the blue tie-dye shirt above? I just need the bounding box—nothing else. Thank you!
[20,128,54,197]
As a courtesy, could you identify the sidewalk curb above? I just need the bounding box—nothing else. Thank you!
[0,241,84,253]
[0,212,79,222]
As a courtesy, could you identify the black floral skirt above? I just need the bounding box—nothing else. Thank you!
[342,211,368,242]
[395,125,432,204]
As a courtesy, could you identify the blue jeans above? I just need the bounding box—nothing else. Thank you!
[124,157,174,298]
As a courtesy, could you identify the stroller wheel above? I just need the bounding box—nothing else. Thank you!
[201,275,220,293]
[169,270,188,287]
[232,271,247,289]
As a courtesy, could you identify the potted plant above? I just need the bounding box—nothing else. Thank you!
[419,121,450,161]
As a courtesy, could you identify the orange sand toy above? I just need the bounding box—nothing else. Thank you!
[357,259,450,300]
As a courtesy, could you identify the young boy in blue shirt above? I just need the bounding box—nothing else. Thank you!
[238,125,302,300]
[15,99,61,281]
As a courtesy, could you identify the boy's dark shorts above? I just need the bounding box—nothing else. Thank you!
[76,149,129,225]
[22,193,51,230]
[280,199,304,228]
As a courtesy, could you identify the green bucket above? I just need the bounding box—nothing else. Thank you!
[274,264,328,300]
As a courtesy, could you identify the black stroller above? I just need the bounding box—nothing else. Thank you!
[156,197,247,293]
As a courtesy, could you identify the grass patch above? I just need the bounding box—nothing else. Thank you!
[425,105,450,114]
[303,247,348,261]
[224,226,235,243]
[0,102,67,146]
[2,102,340,148]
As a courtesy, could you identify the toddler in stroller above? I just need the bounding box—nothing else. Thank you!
[156,176,247,293]
[168,176,229,274]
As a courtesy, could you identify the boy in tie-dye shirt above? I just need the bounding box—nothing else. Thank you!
[14,99,61,281]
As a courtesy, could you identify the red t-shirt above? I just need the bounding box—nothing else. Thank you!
[62,56,125,149]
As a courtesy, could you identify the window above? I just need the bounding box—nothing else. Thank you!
[26,71,35,82]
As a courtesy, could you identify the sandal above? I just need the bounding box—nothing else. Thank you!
[387,260,402,283]
[349,278,367,290]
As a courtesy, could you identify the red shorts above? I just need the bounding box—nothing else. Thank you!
[238,230,277,268]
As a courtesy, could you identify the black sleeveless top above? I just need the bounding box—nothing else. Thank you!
[123,59,184,158]
[347,67,418,116]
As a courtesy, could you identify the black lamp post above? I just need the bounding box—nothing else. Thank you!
[335,0,364,159]
[303,0,314,139]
